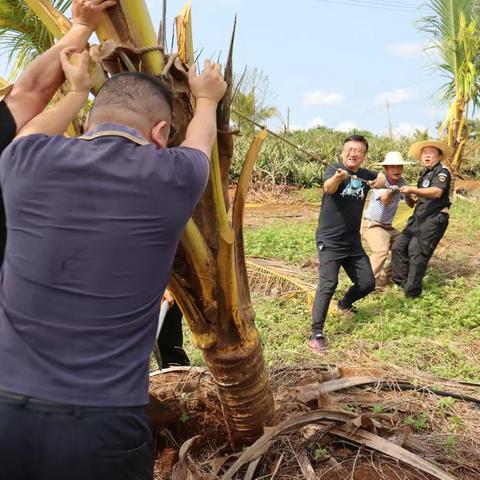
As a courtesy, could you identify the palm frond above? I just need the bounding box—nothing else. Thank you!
[0,0,71,79]
[419,0,480,107]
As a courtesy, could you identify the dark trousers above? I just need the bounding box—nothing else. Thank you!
[391,212,449,298]
[157,303,190,369]
[311,248,375,335]
[0,393,154,480]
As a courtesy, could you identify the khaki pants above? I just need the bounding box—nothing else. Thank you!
[361,219,400,285]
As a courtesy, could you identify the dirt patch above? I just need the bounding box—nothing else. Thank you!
[455,179,480,192]
[244,203,318,228]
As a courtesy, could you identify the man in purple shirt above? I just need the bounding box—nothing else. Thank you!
[0,44,226,480]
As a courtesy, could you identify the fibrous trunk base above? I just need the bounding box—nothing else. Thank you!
[204,335,275,447]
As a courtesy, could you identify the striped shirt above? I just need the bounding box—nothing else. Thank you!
[364,177,406,225]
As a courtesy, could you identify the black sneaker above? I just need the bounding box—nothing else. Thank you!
[308,334,328,354]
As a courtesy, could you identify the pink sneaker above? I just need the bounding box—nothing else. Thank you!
[308,334,328,354]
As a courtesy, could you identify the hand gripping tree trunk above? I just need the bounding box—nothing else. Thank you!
[26,0,275,447]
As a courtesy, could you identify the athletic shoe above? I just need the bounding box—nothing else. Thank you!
[308,334,328,354]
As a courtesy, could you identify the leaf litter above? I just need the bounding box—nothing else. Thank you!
[149,363,480,479]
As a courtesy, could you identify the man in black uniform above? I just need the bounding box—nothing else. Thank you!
[0,0,115,261]
[391,140,452,298]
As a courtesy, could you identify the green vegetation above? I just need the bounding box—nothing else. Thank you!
[244,220,316,263]
[232,121,480,187]
[232,125,480,187]
[403,413,430,433]
[232,126,418,187]
[184,197,480,381]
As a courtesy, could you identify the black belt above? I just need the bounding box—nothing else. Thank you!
[0,389,145,413]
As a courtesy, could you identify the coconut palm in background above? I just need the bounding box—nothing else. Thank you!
[1,0,274,447]
[420,0,480,183]
[0,0,70,76]
[232,67,279,135]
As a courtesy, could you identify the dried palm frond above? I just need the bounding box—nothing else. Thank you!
[246,257,315,308]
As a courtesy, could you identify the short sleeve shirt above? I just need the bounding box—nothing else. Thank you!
[0,124,209,407]
[316,162,377,254]
[364,176,407,225]
[414,163,451,220]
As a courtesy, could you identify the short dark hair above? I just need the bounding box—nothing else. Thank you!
[90,72,173,125]
[343,135,369,153]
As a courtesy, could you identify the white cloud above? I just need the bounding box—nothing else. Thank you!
[391,122,427,139]
[301,90,344,106]
[386,42,424,59]
[375,88,413,105]
[307,116,326,129]
[289,124,304,132]
[334,121,358,132]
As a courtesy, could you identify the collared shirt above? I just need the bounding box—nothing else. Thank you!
[413,162,451,220]
[316,162,377,254]
[0,123,209,407]
[364,176,407,225]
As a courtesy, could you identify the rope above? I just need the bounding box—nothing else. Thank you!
[160,53,178,77]
[129,45,165,54]
[231,109,374,184]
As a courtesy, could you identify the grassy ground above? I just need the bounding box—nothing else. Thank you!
[183,195,480,382]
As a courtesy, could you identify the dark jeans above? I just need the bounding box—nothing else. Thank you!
[391,212,449,298]
[311,247,375,335]
[0,392,154,480]
[157,303,190,369]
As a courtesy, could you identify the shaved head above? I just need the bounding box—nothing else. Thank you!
[88,72,173,137]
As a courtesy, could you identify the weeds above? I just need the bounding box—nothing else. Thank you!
[183,195,480,382]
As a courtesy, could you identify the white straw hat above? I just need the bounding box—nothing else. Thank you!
[374,151,414,166]
[409,140,452,161]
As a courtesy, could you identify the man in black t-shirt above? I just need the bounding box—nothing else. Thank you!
[391,140,452,298]
[310,135,384,354]
[0,0,116,263]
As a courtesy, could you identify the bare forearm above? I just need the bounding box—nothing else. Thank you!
[380,189,396,205]
[181,98,218,158]
[324,175,344,194]
[5,24,92,131]
[16,91,88,138]
[408,186,443,199]
[370,173,386,189]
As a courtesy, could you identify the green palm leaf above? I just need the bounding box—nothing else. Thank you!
[0,0,72,79]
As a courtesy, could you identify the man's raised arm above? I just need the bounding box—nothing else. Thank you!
[181,60,227,158]
[4,0,115,132]
[16,49,91,138]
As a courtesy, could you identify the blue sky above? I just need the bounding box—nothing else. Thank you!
[1,0,449,137]
[146,0,447,136]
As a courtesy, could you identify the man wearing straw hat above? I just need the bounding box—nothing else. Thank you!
[0,0,116,264]
[391,140,452,298]
[362,151,415,289]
